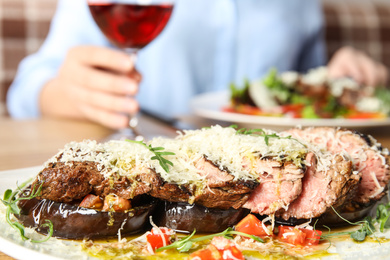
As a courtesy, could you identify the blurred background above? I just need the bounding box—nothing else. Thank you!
[1,0,390,117]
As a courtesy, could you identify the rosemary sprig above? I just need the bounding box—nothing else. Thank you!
[1,179,53,243]
[233,125,305,147]
[156,227,263,253]
[127,140,175,173]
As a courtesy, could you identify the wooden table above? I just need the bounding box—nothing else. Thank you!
[1,115,390,259]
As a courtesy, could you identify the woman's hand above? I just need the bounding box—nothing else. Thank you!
[327,46,388,87]
[40,46,141,129]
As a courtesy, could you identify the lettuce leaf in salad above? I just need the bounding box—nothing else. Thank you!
[229,79,253,106]
[374,88,390,115]
[262,68,291,103]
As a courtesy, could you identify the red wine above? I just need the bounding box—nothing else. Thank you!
[89,3,173,50]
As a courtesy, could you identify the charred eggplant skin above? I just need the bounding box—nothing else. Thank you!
[154,201,249,233]
[16,198,156,239]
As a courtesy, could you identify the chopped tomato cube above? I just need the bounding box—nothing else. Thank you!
[301,228,322,246]
[235,214,270,237]
[102,194,131,212]
[211,237,244,260]
[79,194,103,210]
[278,226,306,246]
[146,227,173,252]
[278,226,322,246]
[189,245,222,260]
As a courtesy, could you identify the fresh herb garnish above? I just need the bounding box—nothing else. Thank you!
[1,179,53,243]
[321,206,376,242]
[375,203,390,232]
[156,227,263,253]
[127,140,175,173]
[233,126,305,147]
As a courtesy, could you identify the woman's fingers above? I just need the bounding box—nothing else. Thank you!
[40,46,142,129]
[72,85,139,115]
[64,62,139,95]
[68,45,134,74]
[78,103,132,129]
[328,46,388,87]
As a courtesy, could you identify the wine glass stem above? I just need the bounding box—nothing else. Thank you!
[125,50,143,140]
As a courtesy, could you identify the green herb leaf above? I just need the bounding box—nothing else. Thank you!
[156,227,263,253]
[350,230,368,241]
[2,180,54,243]
[127,140,175,173]
[321,207,377,243]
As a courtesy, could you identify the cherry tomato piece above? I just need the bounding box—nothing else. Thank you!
[235,214,270,237]
[146,227,173,252]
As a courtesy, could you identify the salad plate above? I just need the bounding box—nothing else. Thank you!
[190,90,390,131]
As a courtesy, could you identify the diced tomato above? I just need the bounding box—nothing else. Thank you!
[235,214,270,237]
[278,226,306,246]
[79,194,103,210]
[102,194,131,212]
[211,237,244,260]
[189,244,222,260]
[301,228,322,246]
[278,226,322,246]
[146,227,173,252]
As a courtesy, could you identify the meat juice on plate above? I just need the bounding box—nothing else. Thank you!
[88,3,173,49]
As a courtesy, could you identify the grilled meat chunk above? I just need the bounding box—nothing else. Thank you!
[277,152,356,220]
[33,161,156,203]
[243,158,305,215]
[285,127,390,205]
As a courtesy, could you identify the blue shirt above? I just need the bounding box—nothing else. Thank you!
[7,0,325,119]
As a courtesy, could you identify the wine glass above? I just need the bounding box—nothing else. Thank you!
[87,0,174,140]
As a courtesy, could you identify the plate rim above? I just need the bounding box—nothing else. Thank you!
[190,90,390,128]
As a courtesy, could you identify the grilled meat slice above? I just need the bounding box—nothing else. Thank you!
[149,157,258,209]
[243,158,305,215]
[33,161,156,202]
[277,152,355,220]
[285,127,390,205]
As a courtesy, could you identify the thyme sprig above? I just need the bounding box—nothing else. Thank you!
[1,179,53,243]
[127,140,175,173]
[156,227,264,253]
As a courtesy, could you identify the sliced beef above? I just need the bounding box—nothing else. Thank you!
[277,152,356,220]
[149,157,258,209]
[243,157,305,215]
[33,161,155,202]
[285,127,390,205]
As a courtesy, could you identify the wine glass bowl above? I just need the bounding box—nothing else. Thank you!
[88,1,174,53]
[87,0,174,140]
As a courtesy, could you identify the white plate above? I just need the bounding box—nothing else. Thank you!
[0,166,94,260]
[1,167,390,260]
[190,90,390,131]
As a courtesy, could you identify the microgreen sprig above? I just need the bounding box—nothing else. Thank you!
[320,206,376,242]
[156,227,263,253]
[1,179,53,243]
[127,140,175,173]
